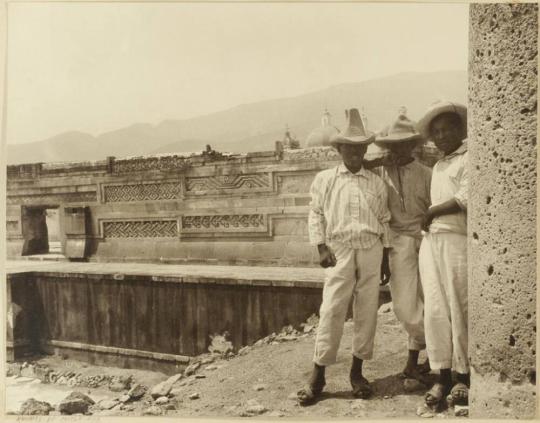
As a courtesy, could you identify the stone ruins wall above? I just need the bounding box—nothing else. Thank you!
[6,146,440,266]
[469,3,537,418]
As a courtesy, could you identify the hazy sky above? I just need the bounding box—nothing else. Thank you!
[7,2,468,144]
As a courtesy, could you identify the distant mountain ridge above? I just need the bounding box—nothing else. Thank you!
[7,70,467,165]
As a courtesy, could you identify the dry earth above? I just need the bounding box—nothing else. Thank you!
[7,304,463,419]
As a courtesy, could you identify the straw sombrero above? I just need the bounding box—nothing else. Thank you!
[375,111,423,145]
[417,101,467,140]
[330,108,375,147]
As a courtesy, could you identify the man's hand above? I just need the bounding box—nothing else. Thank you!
[318,244,337,268]
[380,247,391,285]
[421,211,433,232]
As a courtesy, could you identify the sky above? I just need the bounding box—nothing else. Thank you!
[6,2,468,145]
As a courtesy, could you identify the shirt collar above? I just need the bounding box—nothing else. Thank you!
[338,163,369,177]
[441,139,468,161]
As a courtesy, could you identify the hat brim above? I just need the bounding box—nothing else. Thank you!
[330,134,375,147]
[374,133,423,145]
[417,103,467,139]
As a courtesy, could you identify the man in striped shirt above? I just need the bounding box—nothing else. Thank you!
[297,108,391,405]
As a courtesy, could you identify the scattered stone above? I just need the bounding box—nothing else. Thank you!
[184,362,201,376]
[271,341,280,345]
[128,383,147,399]
[455,405,469,417]
[155,396,169,405]
[416,404,435,418]
[209,333,234,356]
[150,381,173,399]
[238,346,251,355]
[383,395,391,399]
[303,324,314,333]
[201,356,215,365]
[97,399,118,410]
[253,383,267,391]
[109,380,128,392]
[119,394,131,403]
[165,403,176,410]
[351,401,366,410]
[19,398,54,415]
[205,365,218,371]
[58,391,95,415]
[122,404,135,411]
[378,302,393,314]
[282,335,298,341]
[143,405,162,416]
[170,387,183,397]
[254,339,264,347]
[56,376,68,385]
[287,392,298,401]
[189,392,200,400]
[404,378,425,392]
[195,374,206,379]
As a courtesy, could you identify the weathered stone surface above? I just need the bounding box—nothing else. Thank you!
[19,398,54,415]
[184,362,201,376]
[58,391,95,415]
[150,380,173,399]
[127,383,147,399]
[189,393,200,400]
[469,3,537,418]
[208,334,234,356]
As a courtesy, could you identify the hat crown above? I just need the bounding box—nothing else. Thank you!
[386,111,419,136]
[341,108,371,138]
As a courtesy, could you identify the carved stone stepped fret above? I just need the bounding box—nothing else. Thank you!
[185,173,271,194]
[103,220,178,238]
[6,192,98,205]
[103,182,183,202]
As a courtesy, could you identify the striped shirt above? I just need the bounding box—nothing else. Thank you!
[374,160,432,240]
[308,163,391,249]
[430,141,468,235]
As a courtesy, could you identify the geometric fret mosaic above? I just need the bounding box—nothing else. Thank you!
[103,182,182,202]
[103,220,178,238]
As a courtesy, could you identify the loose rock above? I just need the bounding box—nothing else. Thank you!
[416,405,435,418]
[378,302,393,314]
[208,333,234,356]
[58,391,95,415]
[205,365,218,371]
[184,362,201,376]
[253,383,267,391]
[128,383,146,399]
[155,396,169,405]
[19,398,54,415]
[189,393,200,400]
[143,405,162,416]
[97,399,118,410]
[238,346,251,355]
[150,381,173,399]
[201,356,215,365]
[119,394,131,403]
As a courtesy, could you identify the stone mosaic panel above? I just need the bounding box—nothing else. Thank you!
[103,182,182,202]
[113,156,189,173]
[185,173,271,195]
[181,214,266,233]
[103,220,178,238]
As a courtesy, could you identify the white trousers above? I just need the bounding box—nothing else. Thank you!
[313,240,382,366]
[419,232,469,373]
[388,232,426,351]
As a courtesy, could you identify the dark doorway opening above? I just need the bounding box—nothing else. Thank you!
[21,206,62,256]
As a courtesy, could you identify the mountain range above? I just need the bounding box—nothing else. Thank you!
[7,70,466,165]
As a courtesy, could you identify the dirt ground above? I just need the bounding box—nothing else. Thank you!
[7,306,461,418]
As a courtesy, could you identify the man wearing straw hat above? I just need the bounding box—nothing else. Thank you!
[373,109,432,384]
[417,101,469,409]
[297,108,392,405]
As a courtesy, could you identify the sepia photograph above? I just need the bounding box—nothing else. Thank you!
[2,1,537,420]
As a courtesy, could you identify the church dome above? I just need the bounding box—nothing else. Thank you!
[305,110,339,147]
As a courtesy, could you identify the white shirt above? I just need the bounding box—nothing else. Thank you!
[308,163,391,249]
[429,141,468,235]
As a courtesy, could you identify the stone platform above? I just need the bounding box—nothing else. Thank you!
[6,260,391,374]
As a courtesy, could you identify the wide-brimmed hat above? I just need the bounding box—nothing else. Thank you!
[375,110,423,145]
[417,101,467,140]
[330,108,375,147]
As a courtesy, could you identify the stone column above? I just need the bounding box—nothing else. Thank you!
[469,3,537,418]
